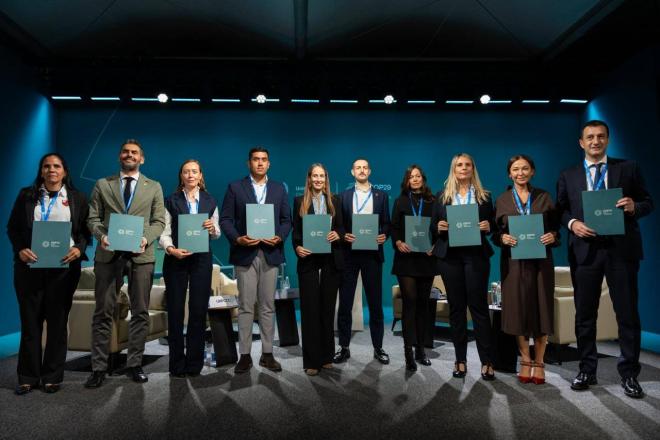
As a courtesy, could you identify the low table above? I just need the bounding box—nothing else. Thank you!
[489,304,518,373]
[275,288,300,346]
[208,296,239,366]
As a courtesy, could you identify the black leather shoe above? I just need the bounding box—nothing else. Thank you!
[374,347,390,365]
[404,346,417,372]
[333,347,350,364]
[234,354,253,374]
[570,372,597,390]
[453,361,467,378]
[43,383,61,393]
[127,366,148,383]
[259,353,282,372]
[481,363,495,381]
[621,377,644,398]
[84,371,106,389]
[14,384,35,395]
[414,346,431,366]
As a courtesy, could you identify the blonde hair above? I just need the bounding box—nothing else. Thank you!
[299,163,336,217]
[441,153,490,204]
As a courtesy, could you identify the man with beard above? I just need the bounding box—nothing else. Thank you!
[85,140,166,388]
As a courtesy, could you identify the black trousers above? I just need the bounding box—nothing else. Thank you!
[337,251,384,348]
[573,246,641,378]
[14,261,81,385]
[298,255,341,369]
[397,276,433,347]
[439,252,494,364]
[163,253,212,375]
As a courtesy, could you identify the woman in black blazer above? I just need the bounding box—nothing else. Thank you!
[159,159,220,377]
[292,163,344,376]
[390,164,437,372]
[431,153,496,380]
[7,153,90,394]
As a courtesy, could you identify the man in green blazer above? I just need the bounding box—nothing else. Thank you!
[84,139,166,388]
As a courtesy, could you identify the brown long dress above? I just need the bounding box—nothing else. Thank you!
[493,187,559,337]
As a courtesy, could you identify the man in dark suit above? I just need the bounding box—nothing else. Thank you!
[85,139,166,388]
[557,120,653,398]
[334,158,391,364]
[220,147,292,374]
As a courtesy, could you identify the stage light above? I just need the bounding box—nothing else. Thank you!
[91,97,120,101]
[291,99,320,103]
[446,100,474,104]
[171,98,201,102]
[330,99,358,104]
[480,94,491,104]
[522,100,550,104]
[560,99,588,104]
[157,93,169,103]
[489,100,512,104]
[131,97,159,102]
[51,96,82,100]
[255,94,267,104]
[407,100,436,104]
[384,95,395,104]
[212,98,241,103]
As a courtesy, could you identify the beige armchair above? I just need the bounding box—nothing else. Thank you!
[67,267,168,369]
[549,266,618,347]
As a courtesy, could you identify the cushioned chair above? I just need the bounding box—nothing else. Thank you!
[548,266,618,363]
[67,266,168,369]
[392,275,471,330]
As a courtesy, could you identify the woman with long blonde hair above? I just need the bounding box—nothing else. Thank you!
[431,153,496,380]
[292,163,344,376]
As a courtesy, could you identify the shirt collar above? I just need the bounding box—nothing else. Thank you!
[585,155,607,167]
[250,175,268,186]
[182,187,200,202]
[355,183,371,193]
[39,184,67,197]
[120,171,140,181]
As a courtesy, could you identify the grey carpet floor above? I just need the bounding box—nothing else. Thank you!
[1,327,660,440]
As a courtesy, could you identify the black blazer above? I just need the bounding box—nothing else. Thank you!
[556,157,653,264]
[430,192,495,259]
[292,195,345,271]
[339,187,391,262]
[7,186,91,264]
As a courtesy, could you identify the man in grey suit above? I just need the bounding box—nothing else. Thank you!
[84,139,166,388]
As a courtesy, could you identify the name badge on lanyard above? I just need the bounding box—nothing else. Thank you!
[408,192,424,217]
[354,187,372,214]
[583,160,607,191]
[512,188,531,215]
[40,189,61,221]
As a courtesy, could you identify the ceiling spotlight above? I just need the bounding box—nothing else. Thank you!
[255,94,267,104]
[384,95,395,104]
[479,94,491,104]
[157,93,168,103]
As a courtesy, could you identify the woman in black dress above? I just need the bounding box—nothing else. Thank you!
[292,163,344,376]
[8,153,90,394]
[391,164,437,371]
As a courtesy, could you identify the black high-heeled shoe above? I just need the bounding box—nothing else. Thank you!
[453,361,466,378]
[481,363,495,381]
[415,346,431,366]
[404,346,417,372]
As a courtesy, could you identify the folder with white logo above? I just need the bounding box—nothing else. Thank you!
[582,188,624,235]
[303,214,331,254]
[447,204,481,247]
[178,213,209,253]
[246,204,275,239]
[509,214,546,260]
[30,221,71,268]
[405,216,432,252]
[352,214,378,250]
[108,213,144,252]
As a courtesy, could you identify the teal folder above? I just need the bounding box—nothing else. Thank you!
[178,213,209,253]
[582,188,624,235]
[30,221,71,268]
[246,204,275,239]
[447,204,481,247]
[108,213,144,252]
[303,214,331,254]
[509,214,546,260]
[404,216,432,252]
[352,214,378,250]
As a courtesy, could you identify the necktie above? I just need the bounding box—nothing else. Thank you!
[592,163,603,191]
[123,177,133,207]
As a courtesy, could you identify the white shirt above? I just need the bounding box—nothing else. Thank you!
[250,175,268,204]
[159,189,221,250]
[119,171,140,196]
[33,184,74,246]
[353,184,374,214]
[452,185,476,205]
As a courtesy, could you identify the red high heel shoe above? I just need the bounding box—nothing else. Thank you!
[532,362,546,385]
[518,360,533,384]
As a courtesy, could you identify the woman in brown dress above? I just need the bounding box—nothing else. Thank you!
[493,154,559,385]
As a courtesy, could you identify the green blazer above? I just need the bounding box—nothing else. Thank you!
[87,173,166,264]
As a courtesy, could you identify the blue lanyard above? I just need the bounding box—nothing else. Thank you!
[455,187,472,205]
[184,191,199,214]
[252,181,267,204]
[313,193,326,214]
[120,177,137,213]
[39,189,61,221]
[512,188,531,215]
[354,187,372,214]
[408,192,424,217]
[583,160,607,191]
